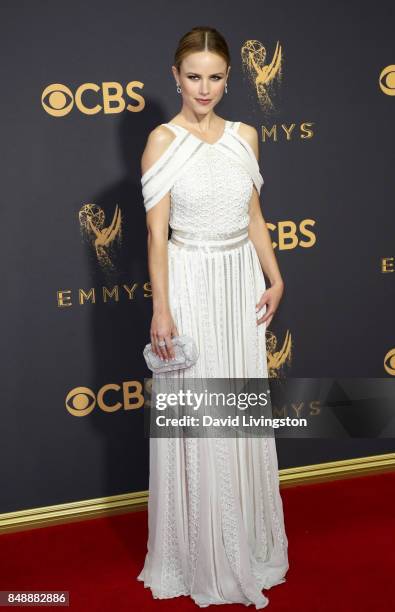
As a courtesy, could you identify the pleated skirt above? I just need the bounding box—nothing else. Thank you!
[137,228,289,608]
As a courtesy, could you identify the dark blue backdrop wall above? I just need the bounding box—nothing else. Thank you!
[1,0,394,514]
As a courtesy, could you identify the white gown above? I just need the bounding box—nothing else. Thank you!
[137,120,289,609]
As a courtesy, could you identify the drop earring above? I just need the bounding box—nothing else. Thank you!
[225,82,228,94]
[176,83,182,93]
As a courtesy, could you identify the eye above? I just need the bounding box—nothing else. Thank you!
[187,76,222,81]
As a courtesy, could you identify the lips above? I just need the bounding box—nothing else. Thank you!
[196,98,211,104]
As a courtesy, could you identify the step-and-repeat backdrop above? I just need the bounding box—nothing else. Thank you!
[1,1,394,513]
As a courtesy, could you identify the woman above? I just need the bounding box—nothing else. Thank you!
[137,26,289,609]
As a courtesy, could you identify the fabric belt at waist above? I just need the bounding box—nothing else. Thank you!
[170,226,250,251]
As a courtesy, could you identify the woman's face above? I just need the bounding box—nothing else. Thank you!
[172,51,230,113]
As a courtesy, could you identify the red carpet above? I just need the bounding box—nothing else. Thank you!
[0,471,394,611]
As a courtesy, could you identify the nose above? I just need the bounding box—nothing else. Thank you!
[199,80,210,95]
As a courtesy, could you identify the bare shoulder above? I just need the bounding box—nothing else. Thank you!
[237,122,260,160]
[141,124,177,176]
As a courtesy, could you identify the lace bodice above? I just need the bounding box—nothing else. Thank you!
[141,120,264,235]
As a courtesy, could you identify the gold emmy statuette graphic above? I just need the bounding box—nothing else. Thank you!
[266,329,292,378]
[241,40,283,111]
[79,203,122,272]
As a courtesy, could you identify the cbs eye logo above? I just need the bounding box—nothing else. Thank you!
[379,66,395,96]
[41,81,145,117]
[384,348,395,376]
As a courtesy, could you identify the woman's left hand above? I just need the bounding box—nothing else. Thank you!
[256,281,284,329]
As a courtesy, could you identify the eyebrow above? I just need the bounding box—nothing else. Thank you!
[186,72,225,76]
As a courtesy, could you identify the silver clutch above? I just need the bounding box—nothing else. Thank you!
[143,334,199,374]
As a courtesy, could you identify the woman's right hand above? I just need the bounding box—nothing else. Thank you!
[150,310,179,361]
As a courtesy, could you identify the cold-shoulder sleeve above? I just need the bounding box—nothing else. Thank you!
[247,152,264,195]
[140,137,181,212]
[141,123,201,212]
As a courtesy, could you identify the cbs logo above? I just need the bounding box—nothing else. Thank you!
[65,380,151,416]
[268,219,316,250]
[384,348,395,376]
[42,81,145,117]
[379,66,395,96]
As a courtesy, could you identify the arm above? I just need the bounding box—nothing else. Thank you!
[141,127,179,359]
[239,123,284,327]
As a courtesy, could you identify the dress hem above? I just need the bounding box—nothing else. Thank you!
[136,566,289,609]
